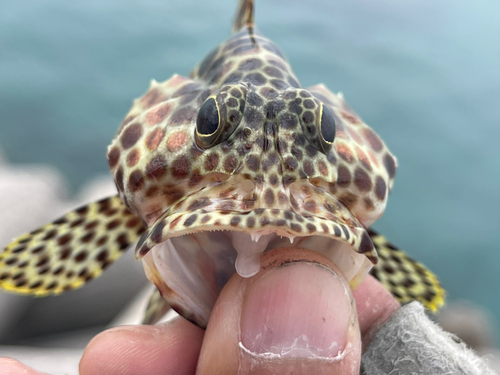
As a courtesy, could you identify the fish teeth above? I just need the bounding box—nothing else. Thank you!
[250,232,261,242]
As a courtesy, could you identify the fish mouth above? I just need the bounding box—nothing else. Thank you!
[135,186,377,328]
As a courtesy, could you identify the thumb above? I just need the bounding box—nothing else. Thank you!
[196,248,362,375]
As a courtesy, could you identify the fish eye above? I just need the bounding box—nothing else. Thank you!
[319,104,336,152]
[196,96,221,148]
[195,86,247,149]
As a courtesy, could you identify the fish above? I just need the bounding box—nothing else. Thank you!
[0,0,444,328]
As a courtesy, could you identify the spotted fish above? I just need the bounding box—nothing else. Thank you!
[0,0,444,326]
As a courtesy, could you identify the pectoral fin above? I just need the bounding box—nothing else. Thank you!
[0,195,145,296]
[368,228,445,312]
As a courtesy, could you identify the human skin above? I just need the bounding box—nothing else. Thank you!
[0,249,400,375]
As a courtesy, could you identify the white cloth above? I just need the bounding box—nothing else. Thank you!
[362,302,497,375]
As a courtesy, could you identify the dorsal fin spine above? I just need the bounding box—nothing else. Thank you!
[232,0,255,33]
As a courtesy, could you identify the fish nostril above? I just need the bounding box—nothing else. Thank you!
[264,121,277,136]
[266,100,286,121]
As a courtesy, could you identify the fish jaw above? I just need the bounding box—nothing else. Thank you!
[136,177,376,328]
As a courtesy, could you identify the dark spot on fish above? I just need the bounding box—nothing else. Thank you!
[247,91,263,107]
[184,215,197,227]
[128,170,144,192]
[384,154,397,179]
[245,73,267,86]
[121,123,143,149]
[354,168,372,192]
[264,189,275,206]
[57,234,72,246]
[270,79,288,90]
[151,221,166,243]
[230,217,241,227]
[337,166,351,188]
[375,176,387,201]
[239,58,262,70]
[247,217,256,227]
[224,72,243,84]
[306,224,317,233]
[171,156,191,178]
[358,232,373,254]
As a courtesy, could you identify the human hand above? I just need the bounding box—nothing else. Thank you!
[1,248,400,375]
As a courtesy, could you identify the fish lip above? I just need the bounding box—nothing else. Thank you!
[135,207,378,265]
[138,207,377,328]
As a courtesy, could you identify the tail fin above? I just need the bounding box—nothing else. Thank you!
[232,0,254,33]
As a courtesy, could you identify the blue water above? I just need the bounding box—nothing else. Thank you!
[1,0,499,339]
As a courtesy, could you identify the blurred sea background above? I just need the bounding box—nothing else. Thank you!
[0,0,499,355]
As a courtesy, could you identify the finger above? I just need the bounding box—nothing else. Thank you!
[197,248,362,375]
[352,274,400,348]
[79,317,204,375]
[0,357,50,375]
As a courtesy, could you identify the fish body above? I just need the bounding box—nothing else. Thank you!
[0,0,444,326]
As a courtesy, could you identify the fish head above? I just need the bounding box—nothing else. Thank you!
[106,31,397,327]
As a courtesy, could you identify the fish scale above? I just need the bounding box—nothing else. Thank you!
[0,0,444,326]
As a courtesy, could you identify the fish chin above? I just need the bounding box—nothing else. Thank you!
[141,230,372,328]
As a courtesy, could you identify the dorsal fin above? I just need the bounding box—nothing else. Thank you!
[232,0,254,33]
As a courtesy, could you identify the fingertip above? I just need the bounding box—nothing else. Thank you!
[0,357,49,375]
[80,318,204,375]
[352,274,400,347]
[198,248,363,375]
